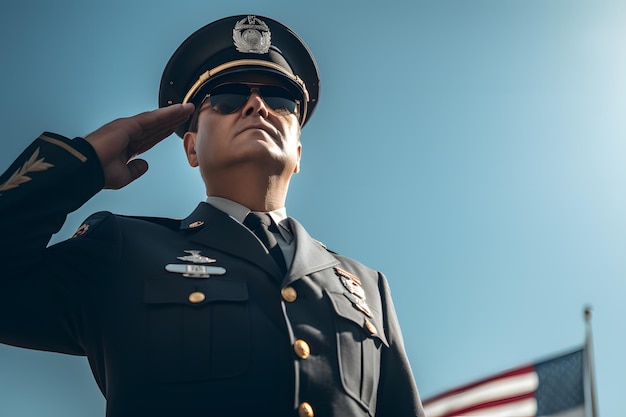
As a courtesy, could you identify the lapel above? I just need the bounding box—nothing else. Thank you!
[285,217,340,286]
[181,202,283,278]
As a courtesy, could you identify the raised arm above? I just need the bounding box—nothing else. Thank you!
[0,104,194,352]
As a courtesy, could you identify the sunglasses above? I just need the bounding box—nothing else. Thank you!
[202,83,301,120]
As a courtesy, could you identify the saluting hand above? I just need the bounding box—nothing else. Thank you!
[84,103,195,189]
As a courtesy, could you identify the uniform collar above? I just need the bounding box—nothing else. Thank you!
[180,202,339,285]
[205,196,250,223]
[205,196,292,242]
[181,202,284,278]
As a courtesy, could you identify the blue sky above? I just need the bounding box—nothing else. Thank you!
[1,0,625,415]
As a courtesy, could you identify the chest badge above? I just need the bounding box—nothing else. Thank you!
[165,264,226,278]
[177,250,215,264]
[335,267,372,317]
[168,250,224,278]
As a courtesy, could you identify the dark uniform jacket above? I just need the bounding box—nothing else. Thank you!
[0,133,424,417]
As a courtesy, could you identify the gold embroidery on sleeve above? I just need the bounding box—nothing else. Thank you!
[0,147,54,192]
[40,135,87,162]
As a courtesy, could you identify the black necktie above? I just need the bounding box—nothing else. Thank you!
[244,212,288,274]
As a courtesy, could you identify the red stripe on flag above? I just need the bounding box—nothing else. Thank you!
[434,391,536,417]
[422,364,535,406]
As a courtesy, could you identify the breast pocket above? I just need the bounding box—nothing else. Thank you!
[144,276,250,382]
[325,289,389,410]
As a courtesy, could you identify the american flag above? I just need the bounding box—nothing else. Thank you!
[422,349,585,417]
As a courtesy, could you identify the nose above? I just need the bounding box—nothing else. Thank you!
[241,90,269,119]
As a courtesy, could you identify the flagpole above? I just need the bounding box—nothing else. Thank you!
[584,306,599,417]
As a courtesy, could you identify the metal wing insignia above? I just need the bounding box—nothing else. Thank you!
[177,250,216,264]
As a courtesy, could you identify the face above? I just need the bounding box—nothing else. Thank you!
[183,82,302,185]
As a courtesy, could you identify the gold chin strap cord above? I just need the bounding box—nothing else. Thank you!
[181,59,309,123]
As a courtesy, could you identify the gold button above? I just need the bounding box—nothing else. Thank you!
[293,339,311,359]
[364,320,377,336]
[281,286,297,302]
[298,402,314,417]
[188,291,205,303]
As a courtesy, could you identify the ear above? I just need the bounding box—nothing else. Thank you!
[293,142,302,174]
[183,131,199,167]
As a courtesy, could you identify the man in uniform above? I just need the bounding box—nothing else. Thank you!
[0,15,424,417]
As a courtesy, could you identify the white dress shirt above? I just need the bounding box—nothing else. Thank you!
[206,196,295,269]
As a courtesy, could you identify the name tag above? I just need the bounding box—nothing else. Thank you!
[165,264,227,278]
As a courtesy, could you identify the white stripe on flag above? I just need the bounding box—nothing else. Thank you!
[424,372,539,417]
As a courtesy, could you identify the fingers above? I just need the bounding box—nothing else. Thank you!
[126,159,149,183]
[134,103,195,138]
[89,103,195,190]
[127,103,195,155]
[104,159,149,190]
